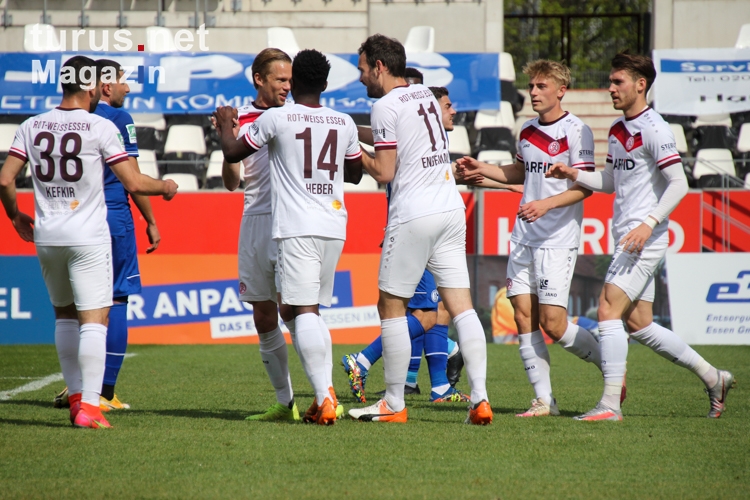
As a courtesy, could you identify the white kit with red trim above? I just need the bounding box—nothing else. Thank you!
[370,84,464,226]
[9,108,128,246]
[244,102,361,241]
[606,106,681,244]
[513,111,595,248]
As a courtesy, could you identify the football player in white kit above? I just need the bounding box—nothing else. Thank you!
[215,49,363,426]
[546,51,735,420]
[349,34,491,425]
[0,56,178,429]
[217,48,304,422]
[456,60,607,417]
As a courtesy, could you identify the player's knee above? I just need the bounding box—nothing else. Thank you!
[252,303,280,333]
[278,303,294,323]
[513,308,532,332]
[539,316,566,340]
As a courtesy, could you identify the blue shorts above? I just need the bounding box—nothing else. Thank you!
[408,270,440,310]
[107,208,141,299]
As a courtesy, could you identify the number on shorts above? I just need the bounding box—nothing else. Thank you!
[33,132,84,182]
[295,127,339,180]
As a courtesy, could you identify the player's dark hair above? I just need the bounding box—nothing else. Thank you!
[292,49,330,94]
[429,86,449,100]
[358,34,406,78]
[96,59,123,85]
[252,48,292,90]
[60,55,97,95]
[611,50,656,93]
[405,67,423,84]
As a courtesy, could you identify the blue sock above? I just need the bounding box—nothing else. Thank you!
[447,337,457,356]
[103,301,128,390]
[359,336,382,370]
[406,312,425,385]
[425,324,450,393]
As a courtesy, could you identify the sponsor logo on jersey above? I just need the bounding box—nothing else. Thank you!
[612,158,636,170]
[126,123,137,144]
[332,200,342,210]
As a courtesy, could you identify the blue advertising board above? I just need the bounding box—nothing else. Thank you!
[0,257,56,344]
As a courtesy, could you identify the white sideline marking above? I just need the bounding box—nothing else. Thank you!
[0,373,64,401]
[0,354,138,401]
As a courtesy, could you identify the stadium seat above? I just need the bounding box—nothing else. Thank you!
[137,150,160,179]
[737,123,750,154]
[205,151,225,190]
[661,114,695,130]
[344,174,380,192]
[23,24,61,52]
[447,125,471,160]
[669,123,689,154]
[267,27,300,56]
[404,26,435,53]
[163,173,200,192]
[0,124,18,155]
[499,52,516,82]
[693,148,737,183]
[501,81,525,114]
[474,127,516,156]
[132,113,167,153]
[477,150,514,165]
[146,26,177,53]
[694,114,732,128]
[736,23,750,48]
[161,124,207,178]
[745,173,750,190]
[132,113,167,131]
[692,125,737,153]
[474,102,515,131]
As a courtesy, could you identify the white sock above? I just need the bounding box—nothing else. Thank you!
[55,319,82,395]
[258,326,294,406]
[598,319,628,411]
[453,309,488,403]
[318,315,334,389]
[78,323,107,406]
[284,318,298,353]
[355,353,372,371]
[518,331,552,405]
[294,313,329,405]
[630,322,717,387]
[380,317,410,412]
[557,321,602,370]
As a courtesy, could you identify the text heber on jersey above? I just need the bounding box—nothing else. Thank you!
[305,183,333,195]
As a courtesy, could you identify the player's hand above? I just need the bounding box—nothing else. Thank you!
[145,222,161,253]
[518,198,551,223]
[11,211,34,242]
[458,170,485,185]
[545,162,577,181]
[456,156,483,173]
[213,106,237,132]
[620,223,652,254]
[162,179,178,201]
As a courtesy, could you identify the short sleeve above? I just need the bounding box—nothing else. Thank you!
[648,124,681,170]
[243,110,276,151]
[345,118,362,161]
[8,123,28,161]
[119,112,139,157]
[100,120,129,166]
[371,100,398,151]
[569,124,596,171]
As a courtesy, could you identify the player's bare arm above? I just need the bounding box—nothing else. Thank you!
[344,157,364,185]
[545,162,579,181]
[456,156,525,184]
[0,155,34,242]
[111,160,178,200]
[211,113,242,191]
[357,126,374,146]
[518,184,591,223]
[214,106,255,163]
[127,157,162,253]
[361,148,397,183]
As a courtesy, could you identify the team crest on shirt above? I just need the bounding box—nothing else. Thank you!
[626,137,635,151]
[239,282,247,294]
[548,141,560,155]
[506,278,512,290]
[431,290,439,302]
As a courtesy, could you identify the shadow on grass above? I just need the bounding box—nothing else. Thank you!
[0,399,58,410]
[126,408,249,421]
[0,417,69,428]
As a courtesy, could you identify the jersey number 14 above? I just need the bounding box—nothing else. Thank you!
[295,128,339,181]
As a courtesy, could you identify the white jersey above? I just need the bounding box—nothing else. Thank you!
[9,108,128,246]
[606,107,682,245]
[513,112,595,248]
[236,102,279,216]
[243,103,362,240]
[371,84,465,225]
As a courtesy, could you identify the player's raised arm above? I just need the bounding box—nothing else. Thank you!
[210,113,242,191]
[0,154,34,242]
[215,106,256,163]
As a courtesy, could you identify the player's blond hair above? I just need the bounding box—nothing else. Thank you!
[522,60,571,89]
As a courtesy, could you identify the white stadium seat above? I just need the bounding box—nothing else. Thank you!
[693,148,736,179]
[137,150,159,179]
[404,26,435,53]
[447,126,471,156]
[499,52,516,82]
[474,102,515,131]
[206,151,224,178]
[267,27,300,57]
[163,125,206,155]
[745,173,750,190]
[344,174,380,192]
[694,114,732,128]
[669,124,689,154]
[163,173,200,192]
[737,123,750,154]
[146,26,177,53]
[132,113,167,131]
[736,23,750,48]
[24,24,61,52]
[0,124,19,153]
[477,150,514,165]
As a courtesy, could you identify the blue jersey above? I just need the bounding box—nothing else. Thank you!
[94,102,142,297]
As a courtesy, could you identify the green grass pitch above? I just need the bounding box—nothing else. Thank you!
[0,343,748,499]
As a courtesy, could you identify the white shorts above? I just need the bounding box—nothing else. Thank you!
[37,244,113,311]
[379,209,470,298]
[277,236,344,307]
[605,242,667,302]
[506,243,577,308]
[238,214,278,303]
